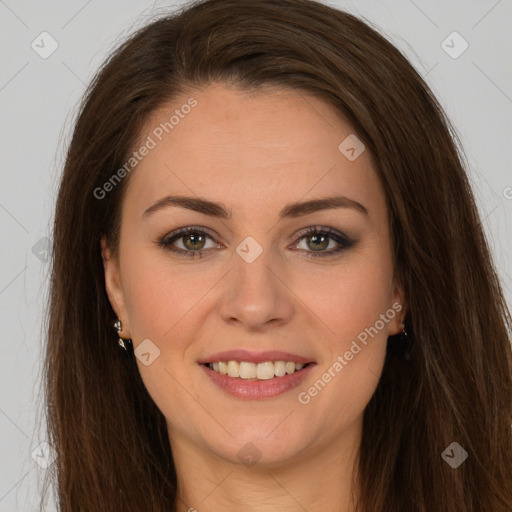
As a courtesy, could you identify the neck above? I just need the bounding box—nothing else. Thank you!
[170,419,362,512]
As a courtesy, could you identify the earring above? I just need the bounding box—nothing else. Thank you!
[114,320,133,353]
[388,318,410,360]
[398,318,410,361]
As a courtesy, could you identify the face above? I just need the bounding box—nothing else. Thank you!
[102,82,406,469]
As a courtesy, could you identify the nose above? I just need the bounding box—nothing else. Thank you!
[217,247,295,331]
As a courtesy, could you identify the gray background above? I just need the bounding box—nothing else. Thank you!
[0,1,510,510]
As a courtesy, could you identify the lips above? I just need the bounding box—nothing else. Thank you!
[200,361,316,400]
[197,349,317,399]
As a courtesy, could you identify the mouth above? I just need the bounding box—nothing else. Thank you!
[197,349,316,399]
[202,360,313,380]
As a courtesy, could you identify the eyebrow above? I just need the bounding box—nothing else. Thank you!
[142,194,369,219]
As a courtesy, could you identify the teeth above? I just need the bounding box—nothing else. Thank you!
[274,360,287,377]
[227,360,240,378]
[239,361,257,379]
[257,361,274,380]
[207,360,308,379]
[218,361,228,375]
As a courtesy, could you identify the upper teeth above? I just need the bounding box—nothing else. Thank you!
[209,361,306,380]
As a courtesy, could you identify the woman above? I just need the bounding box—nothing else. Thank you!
[41,0,512,510]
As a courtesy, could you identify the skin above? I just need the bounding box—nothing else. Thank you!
[102,83,407,512]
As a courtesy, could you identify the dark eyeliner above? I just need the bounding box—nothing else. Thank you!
[292,226,355,258]
[158,225,355,258]
[158,226,218,258]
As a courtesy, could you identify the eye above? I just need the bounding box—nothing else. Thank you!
[292,226,355,257]
[159,227,221,258]
[158,225,355,259]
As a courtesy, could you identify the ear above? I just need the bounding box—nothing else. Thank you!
[101,236,131,338]
[388,277,408,336]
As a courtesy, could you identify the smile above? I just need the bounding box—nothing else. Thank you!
[205,360,310,380]
[200,361,316,400]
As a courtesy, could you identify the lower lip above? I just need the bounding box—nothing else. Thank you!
[200,363,316,400]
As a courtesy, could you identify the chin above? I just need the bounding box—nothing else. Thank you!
[208,424,311,468]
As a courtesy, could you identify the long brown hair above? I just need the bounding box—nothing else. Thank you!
[41,0,512,510]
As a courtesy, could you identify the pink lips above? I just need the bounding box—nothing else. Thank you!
[198,349,316,400]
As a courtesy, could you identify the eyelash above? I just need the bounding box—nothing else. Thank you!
[158,226,355,259]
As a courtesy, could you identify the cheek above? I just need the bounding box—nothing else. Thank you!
[120,248,194,343]
[291,249,393,415]
[293,250,395,350]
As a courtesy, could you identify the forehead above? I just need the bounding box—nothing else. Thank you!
[123,83,384,220]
